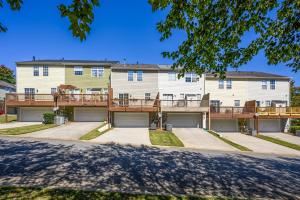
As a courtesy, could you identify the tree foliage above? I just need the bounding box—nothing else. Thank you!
[291,80,300,106]
[0,65,15,84]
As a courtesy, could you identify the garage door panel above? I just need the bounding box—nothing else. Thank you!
[167,113,201,128]
[211,119,237,132]
[260,119,281,132]
[20,107,52,122]
[74,107,106,122]
[114,112,149,127]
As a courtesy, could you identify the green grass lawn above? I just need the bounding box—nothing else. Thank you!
[0,124,57,135]
[257,135,300,151]
[80,123,112,140]
[0,186,232,200]
[208,130,252,151]
[0,115,17,123]
[149,130,184,147]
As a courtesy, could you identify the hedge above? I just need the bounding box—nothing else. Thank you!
[289,126,300,134]
[43,112,55,124]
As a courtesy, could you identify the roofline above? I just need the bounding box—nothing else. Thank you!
[16,60,119,66]
[205,75,290,80]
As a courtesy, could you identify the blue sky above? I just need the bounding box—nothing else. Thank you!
[0,0,299,84]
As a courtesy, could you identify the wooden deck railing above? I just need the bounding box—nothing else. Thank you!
[161,100,209,112]
[6,94,55,106]
[210,106,256,119]
[109,99,159,112]
[57,94,108,106]
[257,107,300,116]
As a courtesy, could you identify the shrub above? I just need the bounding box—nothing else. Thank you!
[289,126,300,134]
[43,112,55,124]
[291,119,300,126]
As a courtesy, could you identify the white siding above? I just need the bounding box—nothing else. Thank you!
[17,65,65,94]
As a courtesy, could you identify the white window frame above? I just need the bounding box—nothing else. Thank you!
[185,72,198,83]
[262,80,267,89]
[226,79,232,89]
[91,67,104,78]
[51,88,57,94]
[74,66,83,76]
[270,80,276,90]
[43,66,48,76]
[137,71,143,81]
[234,100,240,107]
[33,66,39,76]
[219,80,224,89]
[128,71,134,81]
[145,93,151,100]
[168,72,176,81]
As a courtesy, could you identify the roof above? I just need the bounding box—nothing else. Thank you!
[16,59,119,66]
[111,64,160,70]
[0,80,16,89]
[206,71,290,79]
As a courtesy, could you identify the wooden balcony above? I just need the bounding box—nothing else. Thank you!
[257,107,300,118]
[161,100,209,112]
[6,93,108,107]
[109,99,159,112]
[210,106,256,119]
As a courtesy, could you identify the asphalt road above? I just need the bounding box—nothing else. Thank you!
[0,136,299,199]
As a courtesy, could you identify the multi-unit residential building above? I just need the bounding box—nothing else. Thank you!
[4,59,300,133]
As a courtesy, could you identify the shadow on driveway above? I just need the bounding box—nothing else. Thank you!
[0,138,299,199]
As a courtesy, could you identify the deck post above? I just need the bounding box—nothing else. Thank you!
[255,116,259,135]
[4,97,8,123]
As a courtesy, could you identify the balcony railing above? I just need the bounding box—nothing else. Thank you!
[257,107,300,116]
[6,94,55,106]
[57,94,108,106]
[109,99,159,112]
[161,100,209,112]
[210,106,256,119]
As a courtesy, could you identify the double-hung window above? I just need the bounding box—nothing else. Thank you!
[137,71,143,81]
[43,66,48,76]
[74,66,83,75]
[145,93,151,100]
[219,80,224,89]
[185,72,197,82]
[234,100,240,107]
[128,71,134,81]
[91,67,104,78]
[51,88,57,94]
[168,72,176,81]
[270,80,276,90]
[33,66,39,76]
[262,80,267,89]
[226,79,232,89]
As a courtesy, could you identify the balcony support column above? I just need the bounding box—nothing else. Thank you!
[4,97,8,123]
[202,112,207,129]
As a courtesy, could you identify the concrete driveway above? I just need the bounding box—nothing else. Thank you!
[23,122,101,140]
[261,132,300,145]
[0,122,41,129]
[173,128,237,151]
[220,132,300,156]
[91,128,151,146]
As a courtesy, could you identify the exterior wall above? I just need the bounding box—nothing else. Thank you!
[111,70,159,99]
[158,71,205,100]
[206,78,290,107]
[65,65,111,92]
[16,64,65,93]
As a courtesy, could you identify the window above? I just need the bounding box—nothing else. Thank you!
[43,66,48,76]
[180,93,185,99]
[33,66,39,76]
[226,79,232,89]
[137,71,143,81]
[128,71,134,81]
[262,80,267,89]
[91,67,104,77]
[265,100,271,107]
[197,94,201,100]
[145,93,151,100]
[234,100,240,107]
[218,80,224,89]
[24,88,35,100]
[256,101,261,107]
[51,88,57,94]
[168,72,176,81]
[74,66,83,75]
[185,72,198,82]
[270,80,276,90]
[119,93,129,106]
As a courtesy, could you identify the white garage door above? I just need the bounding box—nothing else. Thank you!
[19,107,52,122]
[114,112,149,127]
[167,113,201,128]
[74,107,106,122]
[211,119,238,132]
[259,119,281,132]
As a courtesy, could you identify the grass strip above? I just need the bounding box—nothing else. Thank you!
[208,130,252,151]
[149,130,184,147]
[0,186,236,200]
[0,115,17,123]
[0,124,57,135]
[257,135,300,151]
[80,123,111,140]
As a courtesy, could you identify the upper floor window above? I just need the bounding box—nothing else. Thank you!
[168,72,176,81]
[137,71,143,81]
[234,100,240,107]
[185,72,197,82]
[145,93,151,100]
[270,80,276,90]
[51,88,57,94]
[33,66,39,76]
[226,79,232,89]
[262,80,267,89]
[43,66,48,76]
[91,67,104,78]
[218,80,224,89]
[128,71,134,81]
[74,66,83,75]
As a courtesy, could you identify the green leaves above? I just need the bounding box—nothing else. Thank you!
[0,65,15,84]
[58,0,100,41]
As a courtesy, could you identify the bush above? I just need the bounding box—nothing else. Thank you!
[291,119,300,126]
[289,126,300,134]
[43,112,55,124]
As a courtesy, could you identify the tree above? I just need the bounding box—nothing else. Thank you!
[290,80,300,106]
[0,65,15,84]
[1,0,299,76]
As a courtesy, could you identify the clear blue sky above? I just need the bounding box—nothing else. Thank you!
[0,0,299,84]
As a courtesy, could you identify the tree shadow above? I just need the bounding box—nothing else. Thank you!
[0,138,299,199]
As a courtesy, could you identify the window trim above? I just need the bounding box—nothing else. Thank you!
[91,67,104,78]
[168,72,176,81]
[218,80,224,89]
[145,93,151,100]
[262,80,267,90]
[33,66,39,76]
[128,70,134,81]
[270,80,276,90]
[226,79,232,89]
[185,72,198,83]
[74,66,83,76]
[234,100,240,107]
[137,70,143,81]
[43,65,49,76]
